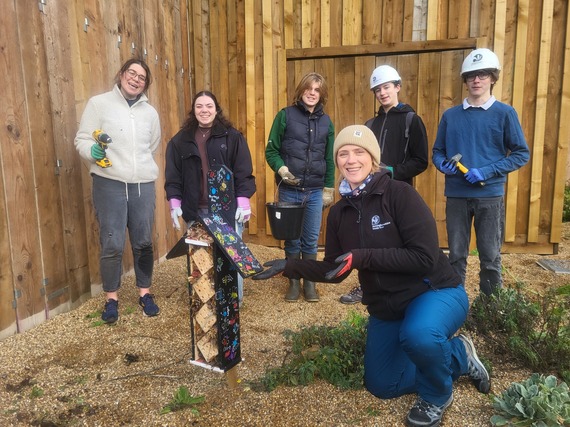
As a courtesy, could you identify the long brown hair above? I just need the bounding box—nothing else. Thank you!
[181,91,234,132]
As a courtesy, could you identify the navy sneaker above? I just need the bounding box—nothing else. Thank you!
[458,334,491,393]
[101,299,119,324]
[139,294,160,317]
[406,394,453,427]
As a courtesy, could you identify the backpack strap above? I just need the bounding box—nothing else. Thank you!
[403,111,415,160]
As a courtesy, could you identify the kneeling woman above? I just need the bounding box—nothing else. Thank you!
[254,125,490,427]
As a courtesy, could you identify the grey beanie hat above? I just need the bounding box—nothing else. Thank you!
[333,125,381,166]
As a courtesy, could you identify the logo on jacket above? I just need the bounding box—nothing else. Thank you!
[371,214,390,231]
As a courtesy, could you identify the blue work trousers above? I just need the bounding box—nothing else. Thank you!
[278,186,323,256]
[364,286,470,406]
[93,175,155,292]
[446,197,504,295]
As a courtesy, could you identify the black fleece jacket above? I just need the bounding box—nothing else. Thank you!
[284,172,460,320]
[365,103,428,185]
[164,122,256,224]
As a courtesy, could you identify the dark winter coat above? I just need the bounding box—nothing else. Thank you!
[284,172,461,320]
[365,103,428,185]
[164,122,256,224]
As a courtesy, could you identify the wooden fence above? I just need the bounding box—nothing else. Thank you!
[0,0,568,338]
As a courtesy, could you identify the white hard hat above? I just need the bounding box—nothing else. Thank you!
[461,48,501,75]
[370,65,401,90]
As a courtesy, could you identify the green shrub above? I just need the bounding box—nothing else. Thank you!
[491,373,570,426]
[465,285,570,383]
[256,311,367,391]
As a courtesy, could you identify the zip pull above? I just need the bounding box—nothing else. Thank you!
[423,278,438,291]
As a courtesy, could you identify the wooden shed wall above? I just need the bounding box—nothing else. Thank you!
[0,0,568,338]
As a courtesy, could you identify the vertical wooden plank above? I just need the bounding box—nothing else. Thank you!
[528,0,554,242]
[329,0,342,47]
[20,0,74,314]
[551,0,570,242]
[402,0,415,41]
[430,50,465,244]
[310,0,321,47]
[209,0,220,92]
[382,0,404,43]
[426,0,440,40]
[412,0,428,41]
[333,57,356,131]
[362,0,382,44]
[342,0,362,45]
[541,0,566,244]
[414,52,440,212]
[302,0,311,48]
[448,0,471,39]
[492,0,507,99]
[217,0,230,109]
[1,0,46,332]
[284,0,294,48]
[0,0,19,338]
[320,0,330,47]
[179,0,193,113]
[354,56,376,125]
[192,0,204,90]
[505,0,529,243]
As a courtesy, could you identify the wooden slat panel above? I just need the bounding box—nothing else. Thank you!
[382,0,404,43]
[302,0,311,48]
[402,0,415,41]
[0,0,19,338]
[1,1,46,332]
[506,0,529,243]
[415,52,440,210]
[540,0,566,244]
[528,0,554,242]
[551,0,570,243]
[27,0,74,313]
[342,0,362,45]
[448,0,471,39]
[430,50,466,245]
[329,0,342,47]
[362,0,382,44]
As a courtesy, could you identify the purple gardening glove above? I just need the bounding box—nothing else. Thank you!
[235,197,251,224]
[169,198,183,230]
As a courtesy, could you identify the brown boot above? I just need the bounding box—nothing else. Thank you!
[284,253,301,302]
[302,253,319,302]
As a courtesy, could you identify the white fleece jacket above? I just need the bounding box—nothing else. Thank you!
[75,85,161,183]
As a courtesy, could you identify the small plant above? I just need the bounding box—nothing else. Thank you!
[491,373,570,426]
[30,385,44,398]
[160,386,204,415]
[256,311,367,391]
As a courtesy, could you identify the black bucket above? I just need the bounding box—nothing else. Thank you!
[266,202,306,240]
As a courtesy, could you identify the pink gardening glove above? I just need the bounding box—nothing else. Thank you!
[169,198,183,230]
[235,197,251,224]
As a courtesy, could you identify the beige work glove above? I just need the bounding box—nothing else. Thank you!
[278,166,301,186]
[322,187,335,208]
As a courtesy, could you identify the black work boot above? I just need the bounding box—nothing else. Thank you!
[302,253,319,302]
[284,253,301,302]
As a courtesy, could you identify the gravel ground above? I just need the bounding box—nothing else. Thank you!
[1,225,569,427]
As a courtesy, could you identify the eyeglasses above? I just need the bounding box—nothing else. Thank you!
[465,71,491,82]
[125,68,147,83]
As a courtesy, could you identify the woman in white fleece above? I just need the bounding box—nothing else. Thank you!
[74,58,161,324]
